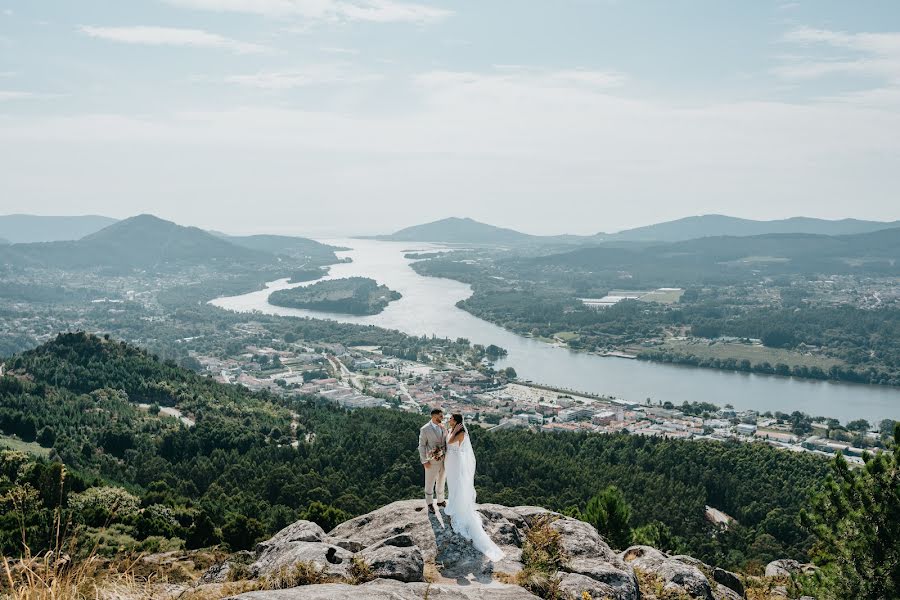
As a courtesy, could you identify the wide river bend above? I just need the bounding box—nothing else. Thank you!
[211,239,900,424]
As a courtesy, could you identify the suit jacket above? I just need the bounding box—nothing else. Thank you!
[418,422,447,464]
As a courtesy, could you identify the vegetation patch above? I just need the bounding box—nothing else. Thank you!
[269,277,402,315]
[516,514,567,600]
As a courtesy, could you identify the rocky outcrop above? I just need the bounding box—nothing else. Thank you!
[203,499,813,600]
[357,535,425,583]
[622,546,714,600]
[765,559,817,578]
[226,579,540,599]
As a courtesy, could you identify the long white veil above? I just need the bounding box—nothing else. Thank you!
[445,424,504,562]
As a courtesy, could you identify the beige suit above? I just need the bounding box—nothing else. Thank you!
[419,421,447,504]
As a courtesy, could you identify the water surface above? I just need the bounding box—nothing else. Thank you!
[211,239,900,424]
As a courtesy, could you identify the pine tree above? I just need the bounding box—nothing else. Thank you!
[583,485,632,550]
[801,424,900,599]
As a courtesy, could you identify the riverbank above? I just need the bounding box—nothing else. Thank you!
[210,238,900,424]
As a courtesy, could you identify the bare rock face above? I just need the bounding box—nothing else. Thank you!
[713,567,745,596]
[714,583,743,600]
[327,500,531,583]
[550,518,639,599]
[226,579,540,599]
[621,546,714,600]
[765,558,816,579]
[251,540,354,580]
[257,521,326,549]
[213,500,795,600]
[357,535,425,583]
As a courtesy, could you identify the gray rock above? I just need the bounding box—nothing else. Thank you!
[770,584,790,598]
[251,541,353,579]
[198,561,232,585]
[712,567,744,596]
[327,499,521,582]
[765,559,801,578]
[226,578,541,599]
[565,558,639,599]
[359,536,425,583]
[714,583,743,600]
[621,545,713,600]
[558,571,638,600]
[257,521,326,551]
[765,559,818,581]
[199,550,255,585]
[327,539,365,553]
[551,518,618,562]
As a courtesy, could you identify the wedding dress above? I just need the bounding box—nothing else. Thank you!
[443,427,505,562]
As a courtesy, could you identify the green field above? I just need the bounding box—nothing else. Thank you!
[553,331,581,342]
[649,339,843,369]
[0,434,50,457]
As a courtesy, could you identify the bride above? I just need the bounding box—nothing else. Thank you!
[443,413,504,562]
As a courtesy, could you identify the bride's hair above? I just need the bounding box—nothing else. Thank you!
[449,413,465,440]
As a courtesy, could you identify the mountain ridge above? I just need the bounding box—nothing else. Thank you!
[374,214,900,245]
[0,214,341,271]
[0,214,117,244]
[0,214,271,270]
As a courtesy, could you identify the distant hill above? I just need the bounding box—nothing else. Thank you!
[0,214,117,244]
[374,214,900,246]
[602,215,900,242]
[532,227,900,281]
[218,233,344,263]
[0,214,273,270]
[374,217,538,245]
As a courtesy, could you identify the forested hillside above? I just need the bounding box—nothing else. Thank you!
[1,333,828,571]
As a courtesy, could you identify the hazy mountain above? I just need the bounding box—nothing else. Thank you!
[0,214,117,244]
[375,214,900,247]
[217,233,344,262]
[374,217,538,245]
[532,227,900,280]
[602,215,900,242]
[0,214,272,270]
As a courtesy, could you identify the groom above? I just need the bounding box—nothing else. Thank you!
[418,407,447,514]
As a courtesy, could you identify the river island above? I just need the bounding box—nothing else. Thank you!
[268,276,402,315]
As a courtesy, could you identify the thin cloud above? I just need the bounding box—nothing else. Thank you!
[417,67,626,92]
[78,25,270,54]
[0,90,60,101]
[319,46,359,55]
[164,0,451,24]
[223,65,382,89]
[775,26,900,109]
[776,26,900,80]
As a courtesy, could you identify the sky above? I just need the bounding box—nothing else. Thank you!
[1,1,899,236]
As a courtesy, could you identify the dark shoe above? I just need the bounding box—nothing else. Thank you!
[437,501,447,508]
[428,505,436,514]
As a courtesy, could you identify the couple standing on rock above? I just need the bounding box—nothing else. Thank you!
[418,408,504,562]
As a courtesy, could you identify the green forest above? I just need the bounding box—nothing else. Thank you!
[412,254,900,386]
[0,333,831,573]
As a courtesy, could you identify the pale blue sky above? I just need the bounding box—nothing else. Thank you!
[1,1,899,235]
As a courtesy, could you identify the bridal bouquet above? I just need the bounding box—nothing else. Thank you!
[429,446,445,461]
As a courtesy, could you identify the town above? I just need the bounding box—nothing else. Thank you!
[194,332,891,465]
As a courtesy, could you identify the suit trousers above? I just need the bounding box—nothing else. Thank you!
[424,459,446,503]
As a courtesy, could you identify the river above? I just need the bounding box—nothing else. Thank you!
[211,239,900,424]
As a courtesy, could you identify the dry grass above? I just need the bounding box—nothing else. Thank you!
[346,557,374,585]
[515,514,568,600]
[423,562,442,583]
[260,562,335,590]
[633,568,693,600]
